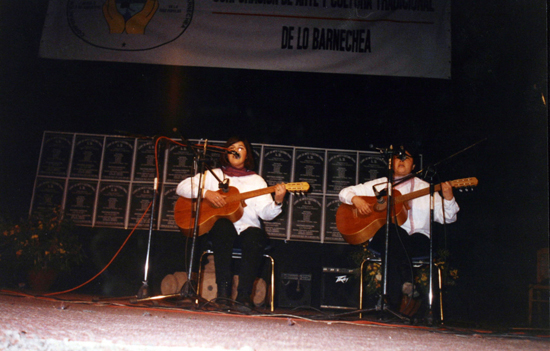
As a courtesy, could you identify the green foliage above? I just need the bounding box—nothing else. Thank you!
[350,244,458,296]
[0,208,85,273]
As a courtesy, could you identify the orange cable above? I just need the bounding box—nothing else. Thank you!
[42,201,153,296]
[41,135,215,297]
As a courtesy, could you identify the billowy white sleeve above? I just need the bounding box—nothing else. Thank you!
[249,176,282,221]
[338,177,388,204]
[176,169,223,198]
[434,195,460,224]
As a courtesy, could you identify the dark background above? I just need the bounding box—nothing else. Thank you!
[0,1,547,327]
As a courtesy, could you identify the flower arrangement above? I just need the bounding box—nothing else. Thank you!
[413,249,459,291]
[363,261,382,296]
[350,244,382,296]
[350,244,458,297]
[0,207,85,275]
[433,249,459,287]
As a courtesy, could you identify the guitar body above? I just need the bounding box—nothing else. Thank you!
[335,177,479,245]
[174,181,310,237]
[174,187,245,237]
[336,190,408,245]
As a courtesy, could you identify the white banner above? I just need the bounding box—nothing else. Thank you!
[39,0,450,79]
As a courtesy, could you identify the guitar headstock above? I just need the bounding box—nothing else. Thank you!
[450,177,479,192]
[285,182,310,195]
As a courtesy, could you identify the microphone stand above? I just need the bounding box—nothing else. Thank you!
[137,176,158,299]
[378,146,411,322]
[425,167,436,325]
[393,139,484,324]
[104,132,159,300]
[380,147,394,308]
[131,137,226,306]
[177,138,232,303]
[358,140,483,323]
[412,139,485,324]
[378,161,437,323]
[178,140,207,301]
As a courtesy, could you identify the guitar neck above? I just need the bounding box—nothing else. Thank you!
[224,185,277,203]
[395,177,478,203]
[396,184,442,204]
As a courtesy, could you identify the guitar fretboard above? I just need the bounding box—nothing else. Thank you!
[396,178,478,204]
[224,186,277,203]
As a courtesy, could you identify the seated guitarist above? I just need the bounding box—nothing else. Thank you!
[176,136,287,310]
[338,146,459,317]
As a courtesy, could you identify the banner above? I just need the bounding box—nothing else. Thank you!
[39,0,450,78]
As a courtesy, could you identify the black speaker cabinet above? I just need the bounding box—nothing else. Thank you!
[321,267,360,310]
[278,273,312,308]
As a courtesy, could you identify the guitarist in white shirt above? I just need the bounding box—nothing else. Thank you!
[338,146,460,317]
[176,136,286,310]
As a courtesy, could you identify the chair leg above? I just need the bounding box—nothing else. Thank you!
[200,250,275,311]
[266,255,275,312]
[197,251,209,299]
[358,258,444,322]
[359,259,367,319]
[437,263,444,323]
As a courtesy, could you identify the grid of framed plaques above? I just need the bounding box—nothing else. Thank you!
[31,131,405,244]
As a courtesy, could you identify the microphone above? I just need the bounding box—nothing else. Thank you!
[396,146,408,161]
[373,186,385,204]
[370,144,407,161]
[228,151,240,159]
[373,185,387,211]
[219,178,230,193]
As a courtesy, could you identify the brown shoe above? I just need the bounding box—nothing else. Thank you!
[399,295,421,317]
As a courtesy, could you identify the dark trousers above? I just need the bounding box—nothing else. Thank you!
[206,218,268,297]
[369,224,431,309]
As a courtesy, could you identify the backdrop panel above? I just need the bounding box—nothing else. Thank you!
[31,132,422,243]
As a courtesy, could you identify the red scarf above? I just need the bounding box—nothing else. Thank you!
[222,166,256,177]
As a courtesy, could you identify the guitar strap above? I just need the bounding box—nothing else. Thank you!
[200,170,207,196]
[406,178,415,233]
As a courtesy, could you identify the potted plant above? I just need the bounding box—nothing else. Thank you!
[0,207,85,291]
[350,244,458,300]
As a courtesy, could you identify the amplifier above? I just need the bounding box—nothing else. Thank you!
[278,273,312,308]
[321,267,360,310]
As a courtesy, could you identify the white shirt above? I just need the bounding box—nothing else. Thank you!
[176,168,282,234]
[338,176,460,238]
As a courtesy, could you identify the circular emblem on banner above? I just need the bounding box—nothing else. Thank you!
[67,0,194,51]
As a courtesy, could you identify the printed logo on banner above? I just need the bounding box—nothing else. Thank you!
[67,0,194,50]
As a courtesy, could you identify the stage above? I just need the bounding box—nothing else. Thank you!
[1,290,547,351]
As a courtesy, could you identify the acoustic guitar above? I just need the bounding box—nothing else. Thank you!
[174,182,310,237]
[336,177,478,245]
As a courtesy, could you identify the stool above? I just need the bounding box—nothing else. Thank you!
[359,255,444,321]
[197,248,275,311]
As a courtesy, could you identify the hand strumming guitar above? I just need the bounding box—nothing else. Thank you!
[205,190,227,208]
[352,196,373,215]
